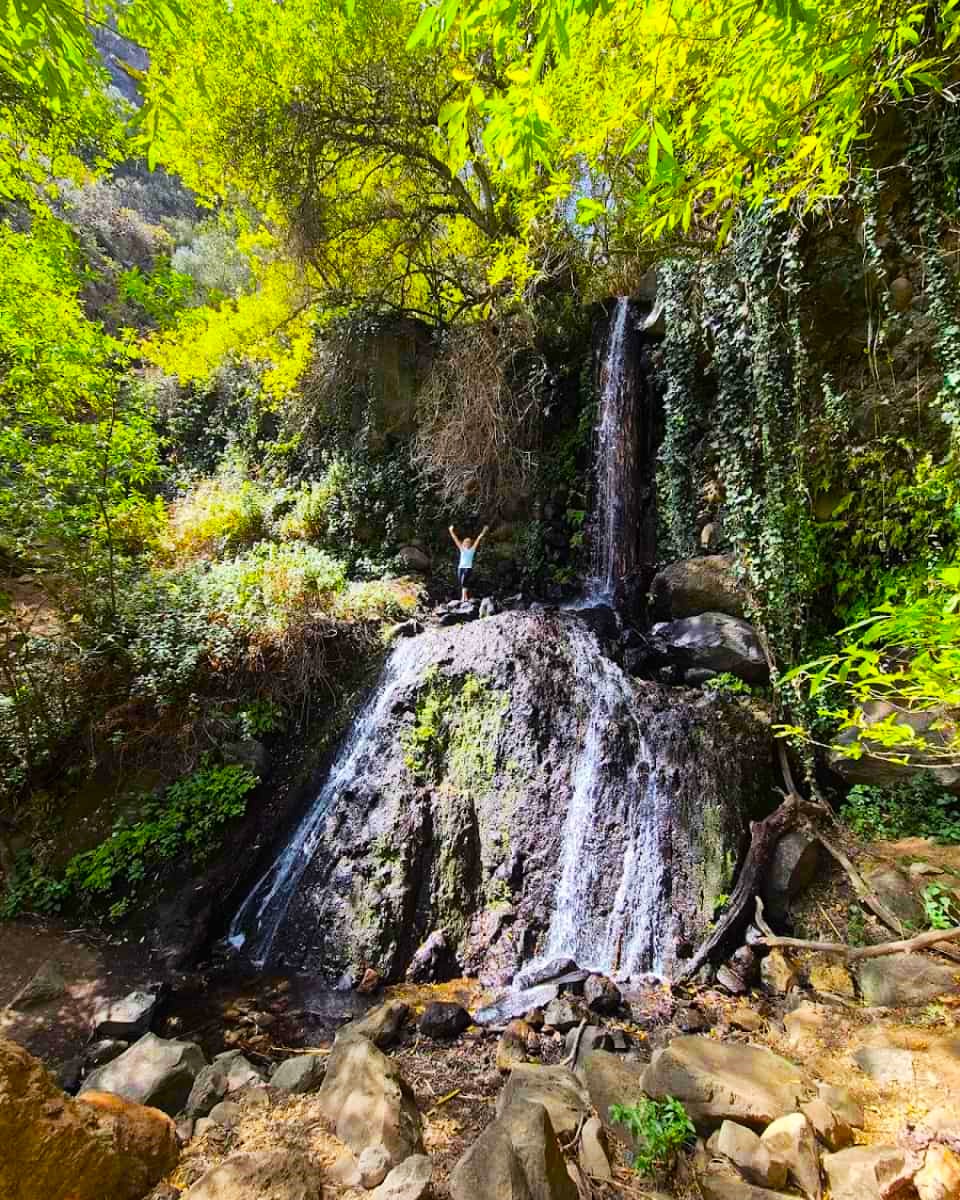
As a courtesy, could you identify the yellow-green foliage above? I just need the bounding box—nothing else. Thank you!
[164,473,272,560]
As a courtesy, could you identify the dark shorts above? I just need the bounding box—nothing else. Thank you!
[458,567,473,588]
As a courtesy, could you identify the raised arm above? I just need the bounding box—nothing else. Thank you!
[448,525,463,550]
[474,524,490,546]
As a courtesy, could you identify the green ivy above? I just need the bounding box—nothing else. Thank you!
[839,776,960,844]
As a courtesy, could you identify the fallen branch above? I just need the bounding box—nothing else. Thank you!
[813,831,906,936]
[757,921,960,961]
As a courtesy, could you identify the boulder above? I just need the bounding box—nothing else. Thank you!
[418,1002,472,1040]
[9,960,67,1010]
[85,1040,129,1070]
[761,1112,822,1199]
[641,1036,807,1132]
[821,1145,911,1200]
[317,1031,423,1167]
[80,1033,205,1116]
[337,1001,409,1047]
[475,985,560,1026]
[359,1145,392,1188]
[271,1054,326,1094]
[370,1154,433,1200]
[543,998,581,1033]
[514,960,578,990]
[449,1119,533,1200]
[583,975,621,1014]
[714,1120,787,1188]
[650,555,746,620]
[76,1091,179,1196]
[480,597,498,619]
[761,833,820,921]
[806,956,856,998]
[829,702,960,792]
[580,1051,646,1148]
[498,1100,578,1200]
[915,1145,960,1200]
[563,1024,612,1068]
[498,1021,534,1072]
[0,1037,178,1200]
[208,1100,243,1129]
[697,1163,799,1200]
[92,991,158,1041]
[578,1115,611,1181]
[761,949,799,994]
[496,1064,590,1138]
[651,613,768,684]
[213,1050,264,1092]
[816,1083,863,1129]
[799,1097,854,1151]
[182,1150,323,1199]
[185,1065,227,1117]
[857,954,959,1007]
[863,865,925,926]
[398,545,431,573]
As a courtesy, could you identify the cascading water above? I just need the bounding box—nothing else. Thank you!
[539,620,670,976]
[228,633,433,966]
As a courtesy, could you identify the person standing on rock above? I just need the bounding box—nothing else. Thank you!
[448,524,488,601]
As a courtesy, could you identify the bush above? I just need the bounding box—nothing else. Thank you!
[164,473,274,560]
[609,1096,696,1177]
[840,775,960,843]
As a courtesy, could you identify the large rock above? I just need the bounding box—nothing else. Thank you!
[715,1120,787,1188]
[857,954,959,1006]
[821,1145,911,1200]
[829,702,960,792]
[496,1064,590,1138]
[93,991,158,1041]
[641,1036,807,1132]
[406,930,453,982]
[761,832,820,921]
[650,555,746,620]
[80,1033,205,1116]
[651,613,768,684]
[761,1112,822,1199]
[475,985,560,1027]
[498,1100,578,1200]
[370,1155,433,1200]
[317,1032,423,1167]
[337,1001,409,1047]
[0,1037,178,1200]
[450,1119,533,1200]
[580,1051,646,1148]
[863,865,925,926]
[182,1150,323,1199]
[418,1002,471,1040]
[698,1164,799,1200]
[271,1054,326,1094]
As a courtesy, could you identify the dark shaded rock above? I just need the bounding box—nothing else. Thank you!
[650,555,746,620]
[651,613,768,684]
[675,1006,709,1033]
[418,1002,472,1040]
[398,545,431,573]
[583,975,621,1014]
[862,865,925,926]
[497,1100,578,1200]
[686,668,718,686]
[337,1001,409,1047]
[717,945,758,994]
[761,832,820,921]
[829,701,960,793]
[406,930,455,982]
[185,1064,227,1117]
[391,619,424,639]
[57,1055,85,1094]
[449,1119,532,1200]
[564,1025,612,1068]
[85,1040,129,1070]
[221,739,268,777]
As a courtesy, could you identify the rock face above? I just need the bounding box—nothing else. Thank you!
[183,1150,324,1199]
[0,1037,178,1200]
[642,1036,807,1132]
[650,555,746,619]
[80,1032,206,1115]
[317,1033,423,1167]
[230,610,773,982]
[651,613,769,684]
[857,954,959,1006]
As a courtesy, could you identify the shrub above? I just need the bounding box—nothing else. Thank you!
[610,1096,696,1177]
[278,477,339,543]
[164,473,273,560]
[840,775,960,843]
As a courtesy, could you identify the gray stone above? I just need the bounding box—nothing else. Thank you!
[698,1164,798,1200]
[580,1051,646,1148]
[583,975,621,1015]
[799,1097,854,1151]
[182,1150,323,1199]
[480,597,497,619]
[829,702,960,792]
[816,1083,863,1129]
[10,960,67,1009]
[221,739,268,777]
[80,1033,205,1116]
[715,1120,787,1188]
[890,275,914,311]
[208,1100,243,1129]
[359,1145,392,1188]
[418,1002,471,1040]
[650,555,746,620]
[449,1119,532,1200]
[185,1065,227,1117]
[318,1030,424,1167]
[337,1001,410,1047]
[761,832,820,920]
[496,1064,590,1138]
[498,1099,578,1200]
[214,1051,263,1093]
[564,1024,611,1068]
[475,985,560,1026]
[405,930,451,982]
[194,1117,215,1137]
[542,999,580,1034]
[761,1112,822,1200]
[514,960,577,990]
[270,1054,325,1094]
[858,954,959,1006]
[370,1154,433,1200]
[398,545,431,573]
[652,613,768,684]
[821,1145,910,1200]
[84,1040,128,1070]
[641,1036,806,1132]
[863,865,925,926]
[578,1116,610,1181]
[92,991,158,1041]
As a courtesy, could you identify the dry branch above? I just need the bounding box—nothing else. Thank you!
[756,921,960,961]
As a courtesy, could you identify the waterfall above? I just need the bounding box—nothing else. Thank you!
[534,620,670,977]
[228,634,432,967]
[589,296,639,603]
